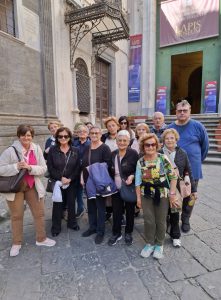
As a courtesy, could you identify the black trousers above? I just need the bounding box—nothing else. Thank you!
[87,196,106,236]
[51,182,77,234]
[169,209,181,239]
[112,192,135,235]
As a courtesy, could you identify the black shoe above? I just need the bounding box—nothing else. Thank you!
[181,222,190,233]
[105,213,112,223]
[51,232,60,237]
[82,229,96,237]
[76,210,84,219]
[125,233,133,246]
[68,225,80,231]
[95,234,104,244]
[108,234,122,246]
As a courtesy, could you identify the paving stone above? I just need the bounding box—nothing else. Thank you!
[0,233,11,251]
[4,267,41,300]
[0,272,7,299]
[75,267,114,300]
[182,235,221,271]
[197,270,221,299]
[178,258,207,278]
[41,272,78,299]
[190,214,217,233]
[41,248,75,275]
[160,261,186,282]
[73,252,101,271]
[158,243,192,265]
[138,266,178,299]
[197,228,221,253]
[107,268,151,300]
[196,203,221,226]
[170,280,193,298]
[70,236,96,256]
[180,285,211,300]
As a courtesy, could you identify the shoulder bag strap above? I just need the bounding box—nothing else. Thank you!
[117,154,123,180]
[62,151,71,176]
[88,146,91,166]
[159,154,170,188]
[11,146,21,162]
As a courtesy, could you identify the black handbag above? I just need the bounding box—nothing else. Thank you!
[0,146,26,193]
[117,155,137,203]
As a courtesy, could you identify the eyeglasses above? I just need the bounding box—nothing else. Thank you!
[137,128,146,131]
[58,135,69,139]
[78,130,88,134]
[90,132,100,135]
[177,109,189,113]
[144,143,157,148]
[120,121,127,125]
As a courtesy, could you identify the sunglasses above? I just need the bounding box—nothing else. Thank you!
[177,109,189,113]
[120,121,127,125]
[144,143,157,148]
[58,135,69,139]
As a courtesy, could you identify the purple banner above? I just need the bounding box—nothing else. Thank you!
[156,86,167,115]
[160,0,219,47]
[128,34,142,102]
[204,81,217,113]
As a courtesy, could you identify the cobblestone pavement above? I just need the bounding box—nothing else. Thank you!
[0,165,221,300]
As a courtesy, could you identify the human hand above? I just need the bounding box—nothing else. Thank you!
[61,177,71,185]
[17,161,31,171]
[125,175,134,185]
[45,147,50,154]
[136,198,142,209]
[169,194,180,208]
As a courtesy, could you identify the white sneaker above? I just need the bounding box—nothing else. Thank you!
[153,245,164,259]
[10,245,21,257]
[173,239,181,248]
[36,237,56,247]
[140,244,155,258]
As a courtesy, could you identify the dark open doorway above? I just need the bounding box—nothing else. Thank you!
[171,51,203,114]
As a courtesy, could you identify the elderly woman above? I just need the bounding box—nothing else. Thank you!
[130,122,150,154]
[47,127,80,236]
[108,130,139,246]
[118,116,135,140]
[44,121,62,160]
[81,125,112,244]
[160,128,197,247]
[101,116,120,152]
[135,133,177,259]
[0,124,56,257]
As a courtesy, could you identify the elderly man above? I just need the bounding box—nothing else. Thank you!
[150,112,167,141]
[168,100,209,232]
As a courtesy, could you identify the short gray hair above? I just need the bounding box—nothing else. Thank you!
[117,130,130,139]
[176,99,191,109]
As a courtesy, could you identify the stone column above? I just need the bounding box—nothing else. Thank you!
[89,76,96,124]
[72,68,80,123]
[141,0,156,117]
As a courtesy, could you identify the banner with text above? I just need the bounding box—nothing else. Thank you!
[128,34,142,102]
[160,0,219,47]
[156,86,167,115]
[204,81,217,113]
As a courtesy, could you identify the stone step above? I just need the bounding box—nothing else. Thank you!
[204,157,221,164]
[207,150,221,158]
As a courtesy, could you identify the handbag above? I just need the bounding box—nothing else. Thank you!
[179,179,191,198]
[0,146,26,193]
[117,155,137,203]
[46,151,71,193]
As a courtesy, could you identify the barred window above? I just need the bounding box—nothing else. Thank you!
[74,58,90,114]
[0,0,15,36]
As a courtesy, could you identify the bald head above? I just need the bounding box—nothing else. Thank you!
[153,112,165,130]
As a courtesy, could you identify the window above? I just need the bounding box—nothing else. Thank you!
[0,0,15,36]
[74,58,90,114]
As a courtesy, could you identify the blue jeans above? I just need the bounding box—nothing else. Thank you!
[87,196,106,236]
[76,185,84,213]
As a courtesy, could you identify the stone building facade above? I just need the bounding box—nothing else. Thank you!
[0,0,129,151]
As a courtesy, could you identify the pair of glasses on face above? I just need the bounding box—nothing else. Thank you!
[58,135,69,140]
[144,143,157,148]
[177,109,189,113]
[90,132,100,135]
[120,121,127,125]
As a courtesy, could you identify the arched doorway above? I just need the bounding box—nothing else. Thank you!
[74,58,90,114]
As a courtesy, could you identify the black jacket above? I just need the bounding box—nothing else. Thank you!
[160,146,196,193]
[110,148,139,181]
[47,145,80,183]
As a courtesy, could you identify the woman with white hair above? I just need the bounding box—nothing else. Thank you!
[108,130,139,246]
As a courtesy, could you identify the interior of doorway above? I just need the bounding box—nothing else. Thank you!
[171,51,203,114]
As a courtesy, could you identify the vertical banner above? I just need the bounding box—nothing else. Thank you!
[204,81,217,113]
[128,34,142,102]
[156,87,167,115]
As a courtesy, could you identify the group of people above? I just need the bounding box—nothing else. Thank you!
[0,99,209,259]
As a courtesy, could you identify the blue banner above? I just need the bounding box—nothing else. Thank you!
[204,81,217,113]
[156,86,167,115]
[128,34,142,102]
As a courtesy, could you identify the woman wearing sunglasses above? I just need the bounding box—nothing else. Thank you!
[47,127,80,236]
[135,133,177,259]
[118,116,135,140]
